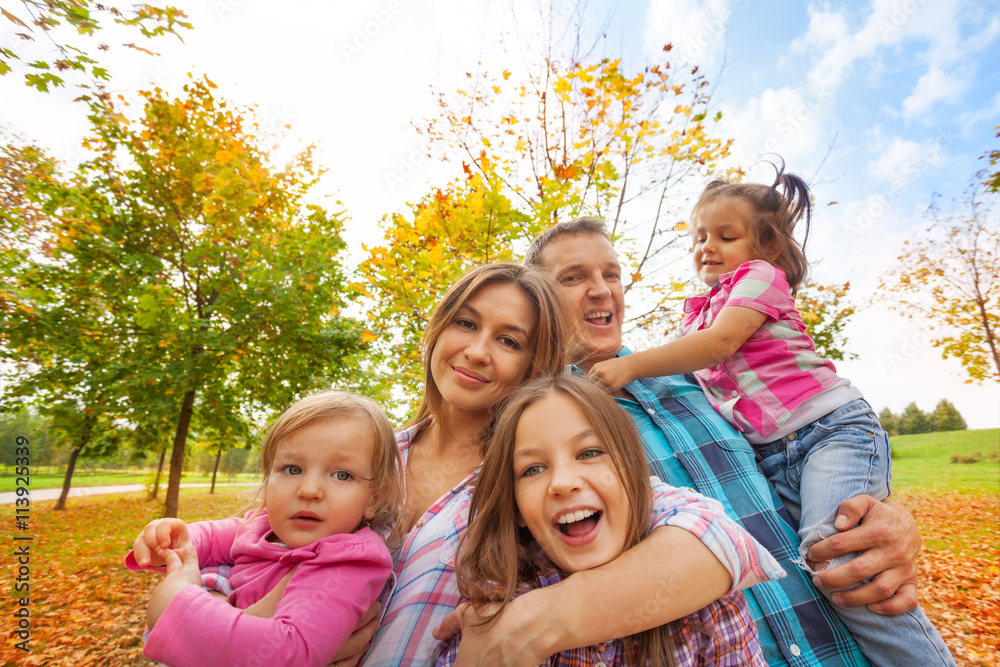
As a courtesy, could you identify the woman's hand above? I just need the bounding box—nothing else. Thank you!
[242,568,379,667]
[146,545,201,628]
[133,518,191,568]
[807,495,921,614]
[434,599,549,667]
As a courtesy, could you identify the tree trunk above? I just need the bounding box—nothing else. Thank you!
[210,447,221,494]
[54,445,83,511]
[164,389,197,518]
[149,446,167,500]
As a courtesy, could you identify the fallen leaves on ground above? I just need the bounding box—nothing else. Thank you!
[894,490,999,667]
[1,487,996,665]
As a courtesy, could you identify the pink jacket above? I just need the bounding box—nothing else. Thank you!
[127,511,391,667]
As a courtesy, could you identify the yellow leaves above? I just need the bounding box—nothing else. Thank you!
[553,163,578,180]
[215,148,235,165]
[360,329,377,344]
[630,272,642,283]
[674,221,689,231]
[502,69,511,80]
[514,138,527,153]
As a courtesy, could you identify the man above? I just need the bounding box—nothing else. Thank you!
[521,216,922,666]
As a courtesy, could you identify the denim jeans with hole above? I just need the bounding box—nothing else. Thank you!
[756,398,955,665]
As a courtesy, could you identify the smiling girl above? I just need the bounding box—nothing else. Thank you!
[126,390,402,667]
[437,375,782,666]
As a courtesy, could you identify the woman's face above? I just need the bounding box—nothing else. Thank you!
[429,281,539,417]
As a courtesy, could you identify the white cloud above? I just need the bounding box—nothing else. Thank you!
[867,137,945,184]
[902,66,968,119]
[642,0,738,71]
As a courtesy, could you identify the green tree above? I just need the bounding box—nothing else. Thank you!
[880,178,999,383]
[0,1,190,92]
[878,407,898,437]
[898,401,932,435]
[1,78,367,517]
[930,399,967,432]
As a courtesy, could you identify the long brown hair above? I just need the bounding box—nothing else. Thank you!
[455,375,676,666]
[692,159,812,294]
[406,263,574,437]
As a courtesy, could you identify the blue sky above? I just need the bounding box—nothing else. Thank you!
[2,0,998,426]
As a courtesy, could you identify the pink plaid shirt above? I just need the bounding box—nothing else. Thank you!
[679,260,842,439]
[362,419,783,666]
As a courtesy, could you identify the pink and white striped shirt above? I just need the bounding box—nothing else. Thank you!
[679,260,844,439]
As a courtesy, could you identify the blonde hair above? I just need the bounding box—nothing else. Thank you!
[252,390,403,546]
[455,375,676,667]
[692,159,812,294]
[407,263,574,438]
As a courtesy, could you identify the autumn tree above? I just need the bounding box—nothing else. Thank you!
[1,78,367,517]
[880,177,999,383]
[0,1,190,92]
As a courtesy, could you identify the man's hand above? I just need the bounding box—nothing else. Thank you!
[587,357,636,391]
[147,545,201,628]
[807,495,920,615]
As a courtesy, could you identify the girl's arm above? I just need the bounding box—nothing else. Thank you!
[143,532,392,667]
[447,479,783,667]
[588,306,767,390]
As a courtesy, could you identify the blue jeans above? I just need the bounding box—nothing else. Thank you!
[756,399,955,665]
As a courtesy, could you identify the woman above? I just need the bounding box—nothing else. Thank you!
[361,263,751,666]
[361,262,570,664]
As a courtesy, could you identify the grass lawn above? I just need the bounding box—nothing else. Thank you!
[891,428,1000,495]
[0,469,260,491]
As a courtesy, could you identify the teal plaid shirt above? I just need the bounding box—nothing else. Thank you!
[601,347,871,667]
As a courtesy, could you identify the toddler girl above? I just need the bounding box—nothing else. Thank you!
[588,164,954,664]
[127,390,402,667]
[438,375,782,666]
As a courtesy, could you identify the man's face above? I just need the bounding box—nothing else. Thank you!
[536,233,625,366]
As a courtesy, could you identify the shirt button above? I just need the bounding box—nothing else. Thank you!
[646,408,656,416]
[595,662,608,667]
[730,390,738,397]
[789,643,801,657]
[416,521,423,528]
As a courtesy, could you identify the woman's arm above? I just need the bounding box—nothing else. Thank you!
[451,526,731,666]
[447,481,783,666]
[588,306,767,390]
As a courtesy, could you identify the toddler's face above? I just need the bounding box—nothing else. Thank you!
[691,196,758,286]
[265,417,377,548]
[511,392,630,573]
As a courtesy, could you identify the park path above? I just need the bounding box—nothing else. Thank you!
[0,482,254,505]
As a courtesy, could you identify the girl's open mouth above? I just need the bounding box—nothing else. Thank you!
[555,509,601,537]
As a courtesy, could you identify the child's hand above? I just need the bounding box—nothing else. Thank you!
[587,357,637,391]
[146,545,201,628]
[132,518,191,568]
